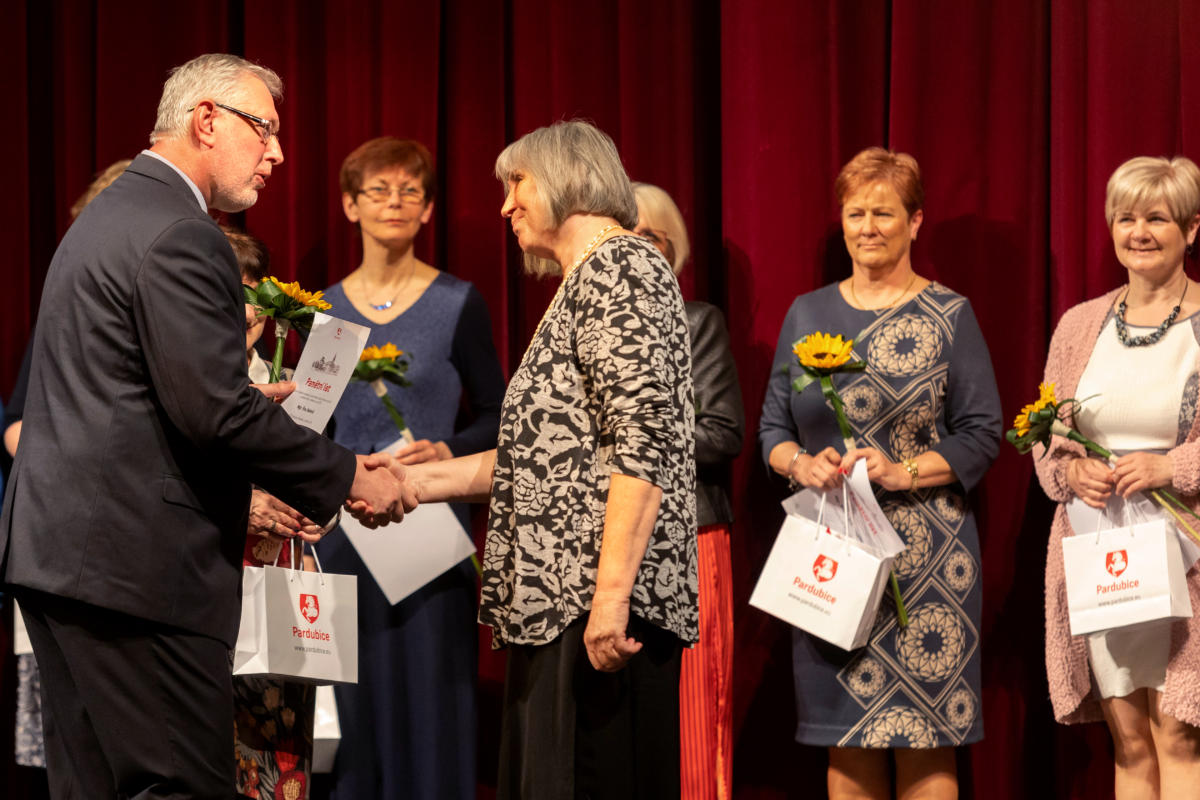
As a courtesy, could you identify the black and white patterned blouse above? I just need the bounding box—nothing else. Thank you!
[479,234,699,647]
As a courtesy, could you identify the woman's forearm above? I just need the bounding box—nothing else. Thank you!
[408,448,496,504]
[768,441,804,479]
[906,451,956,489]
[594,472,664,599]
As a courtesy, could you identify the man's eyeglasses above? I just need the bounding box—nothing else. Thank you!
[359,185,426,205]
[188,101,279,143]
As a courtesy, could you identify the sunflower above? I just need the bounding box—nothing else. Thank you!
[792,332,855,370]
[360,343,405,362]
[1012,382,1058,437]
[268,276,332,310]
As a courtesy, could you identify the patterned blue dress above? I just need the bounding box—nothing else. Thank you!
[759,282,1001,748]
[315,272,504,798]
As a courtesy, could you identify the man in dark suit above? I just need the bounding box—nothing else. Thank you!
[0,54,410,798]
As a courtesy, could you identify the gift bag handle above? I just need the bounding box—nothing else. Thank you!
[840,481,853,558]
[810,491,829,540]
[286,539,328,587]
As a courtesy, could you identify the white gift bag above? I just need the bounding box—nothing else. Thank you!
[1062,514,1192,636]
[751,490,894,650]
[233,544,359,684]
[311,684,341,773]
[12,600,33,656]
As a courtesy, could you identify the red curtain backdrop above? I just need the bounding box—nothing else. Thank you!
[3,2,1199,797]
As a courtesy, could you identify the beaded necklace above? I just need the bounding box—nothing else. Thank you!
[1114,279,1188,347]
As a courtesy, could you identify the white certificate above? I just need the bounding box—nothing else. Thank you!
[281,313,370,432]
[342,502,477,605]
[341,431,478,604]
[781,461,906,558]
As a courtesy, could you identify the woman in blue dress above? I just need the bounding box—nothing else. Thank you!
[758,147,1001,799]
[316,137,505,799]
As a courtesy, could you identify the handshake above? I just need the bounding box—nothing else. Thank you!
[343,453,421,529]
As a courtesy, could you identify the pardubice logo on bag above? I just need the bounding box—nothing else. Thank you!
[293,593,332,642]
[300,593,320,623]
[790,556,838,605]
[813,555,838,583]
[1097,549,1138,596]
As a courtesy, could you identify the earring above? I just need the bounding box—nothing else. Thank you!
[1189,242,1196,256]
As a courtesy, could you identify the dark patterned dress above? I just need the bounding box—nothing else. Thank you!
[759,282,1001,748]
[479,234,699,647]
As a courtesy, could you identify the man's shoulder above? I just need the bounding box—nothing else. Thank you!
[72,158,216,244]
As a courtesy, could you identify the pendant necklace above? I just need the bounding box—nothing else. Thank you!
[362,264,416,311]
[1115,278,1187,347]
[849,271,918,311]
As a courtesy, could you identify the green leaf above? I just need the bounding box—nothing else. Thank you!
[257,280,285,304]
[791,372,817,394]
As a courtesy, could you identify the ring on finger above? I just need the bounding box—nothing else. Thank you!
[270,520,277,533]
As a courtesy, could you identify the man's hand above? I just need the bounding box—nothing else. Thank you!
[251,381,296,403]
[583,591,642,672]
[344,453,418,528]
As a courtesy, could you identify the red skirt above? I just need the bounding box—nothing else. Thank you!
[680,523,734,800]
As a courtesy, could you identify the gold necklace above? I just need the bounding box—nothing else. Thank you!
[565,224,620,277]
[849,271,918,311]
[527,224,620,350]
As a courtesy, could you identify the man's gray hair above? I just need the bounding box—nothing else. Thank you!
[495,120,637,277]
[149,54,283,145]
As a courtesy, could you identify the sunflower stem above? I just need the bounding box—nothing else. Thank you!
[270,319,291,384]
[818,375,856,450]
[890,570,909,627]
[378,392,409,435]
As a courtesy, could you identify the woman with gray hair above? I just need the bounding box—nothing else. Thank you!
[1033,155,1200,798]
[634,181,742,800]
[388,120,698,797]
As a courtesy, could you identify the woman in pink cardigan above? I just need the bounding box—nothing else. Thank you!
[1035,155,1200,798]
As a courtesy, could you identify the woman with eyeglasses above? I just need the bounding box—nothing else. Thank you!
[315,137,505,799]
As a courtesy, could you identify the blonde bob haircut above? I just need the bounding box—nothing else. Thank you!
[1105,155,1200,233]
[150,53,283,145]
[495,120,638,277]
[69,159,132,219]
[834,146,924,217]
[632,182,690,275]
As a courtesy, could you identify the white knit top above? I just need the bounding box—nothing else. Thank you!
[1074,315,1200,452]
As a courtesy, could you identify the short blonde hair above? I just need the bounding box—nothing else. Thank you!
[69,159,132,219]
[632,182,690,275]
[835,147,923,216]
[495,120,637,277]
[1105,156,1200,233]
[150,54,282,145]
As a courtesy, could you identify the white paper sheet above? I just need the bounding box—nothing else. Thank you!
[780,461,906,558]
[282,313,370,432]
[341,501,477,605]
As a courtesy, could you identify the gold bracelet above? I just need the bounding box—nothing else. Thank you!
[902,458,919,491]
